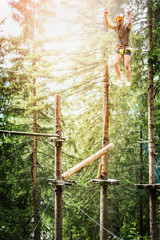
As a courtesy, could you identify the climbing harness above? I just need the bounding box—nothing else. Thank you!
[115,18,132,56]
[115,43,132,56]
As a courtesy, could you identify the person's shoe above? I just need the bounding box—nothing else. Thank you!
[126,81,131,87]
[114,79,122,87]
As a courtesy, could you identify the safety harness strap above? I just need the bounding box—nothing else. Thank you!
[116,43,129,51]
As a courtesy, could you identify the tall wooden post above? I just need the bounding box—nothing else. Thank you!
[148,1,157,239]
[32,2,40,239]
[33,77,40,240]
[139,129,143,240]
[101,60,109,178]
[54,95,63,240]
[100,59,109,240]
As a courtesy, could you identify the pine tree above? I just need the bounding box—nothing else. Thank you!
[0,26,34,239]
[8,1,55,239]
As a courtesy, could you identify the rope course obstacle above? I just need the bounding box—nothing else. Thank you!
[48,90,121,240]
[1,64,160,239]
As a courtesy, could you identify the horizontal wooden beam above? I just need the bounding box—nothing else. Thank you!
[48,179,76,186]
[89,179,120,185]
[62,143,114,180]
[0,130,59,138]
[134,184,160,189]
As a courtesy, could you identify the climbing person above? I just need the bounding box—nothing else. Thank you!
[104,11,132,86]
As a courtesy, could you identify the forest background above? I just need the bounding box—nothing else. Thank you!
[0,0,160,239]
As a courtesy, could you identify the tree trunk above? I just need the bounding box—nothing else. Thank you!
[147,1,157,239]
[54,95,63,240]
[100,59,109,240]
[139,129,143,240]
[33,78,40,240]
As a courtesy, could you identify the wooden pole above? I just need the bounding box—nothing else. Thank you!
[101,59,109,178]
[139,129,143,240]
[0,130,59,138]
[147,1,157,239]
[100,59,109,240]
[54,95,63,240]
[33,81,40,240]
[32,3,40,238]
[62,143,114,180]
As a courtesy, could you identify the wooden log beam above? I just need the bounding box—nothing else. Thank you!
[0,130,59,138]
[62,143,114,180]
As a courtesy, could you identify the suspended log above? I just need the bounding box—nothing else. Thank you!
[62,143,114,180]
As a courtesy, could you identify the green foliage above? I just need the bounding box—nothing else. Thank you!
[0,135,33,239]
[121,221,142,239]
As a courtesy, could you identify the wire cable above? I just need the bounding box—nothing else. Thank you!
[113,94,144,144]
[0,160,148,184]
[0,176,54,184]
[63,191,123,240]
[28,195,53,240]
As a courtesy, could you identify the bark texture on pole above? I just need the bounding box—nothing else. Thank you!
[148,1,155,186]
[33,78,40,240]
[147,1,157,239]
[100,59,109,240]
[101,60,109,179]
[55,186,62,240]
[100,184,108,240]
[32,2,40,238]
[54,95,63,240]
[55,95,62,180]
[139,129,143,240]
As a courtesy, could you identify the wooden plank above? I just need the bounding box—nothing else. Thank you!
[62,143,114,180]
[90,178,120,185]
[134,184,160,189]
[48,179,76,186]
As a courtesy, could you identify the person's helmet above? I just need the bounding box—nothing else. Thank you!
[115,16,123,22]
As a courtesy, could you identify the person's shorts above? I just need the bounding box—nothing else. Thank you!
[115,48,131,56]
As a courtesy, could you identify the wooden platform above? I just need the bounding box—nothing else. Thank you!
[48,179,76,186]
[134,184,160,190]
[89,178,120,185]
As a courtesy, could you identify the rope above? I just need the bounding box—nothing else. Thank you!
[0,176,55,184]
[28,196,52,240]
[112,79,160,145]
[0,161,148,184]
[113,95,144,145]
[63,191,123,240]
